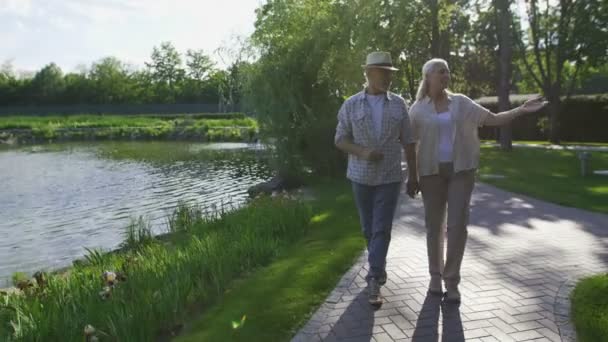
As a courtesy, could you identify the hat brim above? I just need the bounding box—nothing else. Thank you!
[362,64,399,71]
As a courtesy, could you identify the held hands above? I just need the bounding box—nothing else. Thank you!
[360,148,384,162]
[520,95,549,114]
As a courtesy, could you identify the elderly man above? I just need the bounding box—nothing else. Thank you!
[335,51,419,306]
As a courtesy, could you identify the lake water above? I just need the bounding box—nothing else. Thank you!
[0,141,271,286]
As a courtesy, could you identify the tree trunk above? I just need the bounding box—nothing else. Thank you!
[548,93,561,144]
[429,0,440,57]
[405,61,417,100]
[496,0,513,150]
[440,30,451,62]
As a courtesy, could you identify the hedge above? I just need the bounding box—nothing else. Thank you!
[476,93,608,142]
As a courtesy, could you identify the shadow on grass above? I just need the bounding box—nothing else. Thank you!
[175,181,366,342]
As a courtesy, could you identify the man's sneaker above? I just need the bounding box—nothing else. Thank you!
[368,278,382,306]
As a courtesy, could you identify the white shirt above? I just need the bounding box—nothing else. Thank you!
[436,111,454,162]
[366,93,385,138]
[410,93,492,176]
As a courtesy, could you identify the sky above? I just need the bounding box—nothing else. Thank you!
[0,0,264,74]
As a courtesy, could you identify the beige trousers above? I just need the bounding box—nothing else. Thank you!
[419,163,475,289]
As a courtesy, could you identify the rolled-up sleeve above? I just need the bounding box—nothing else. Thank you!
[334,102,352,144]
[462,95,491,127]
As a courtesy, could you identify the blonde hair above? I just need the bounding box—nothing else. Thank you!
[415,58,449,101]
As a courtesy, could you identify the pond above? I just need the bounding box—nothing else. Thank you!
[0,141,271,286]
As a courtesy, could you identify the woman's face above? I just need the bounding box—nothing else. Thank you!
[428,64,450,92]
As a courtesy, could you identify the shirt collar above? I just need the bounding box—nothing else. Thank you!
[357,88,393,101]
[424,91,453,104]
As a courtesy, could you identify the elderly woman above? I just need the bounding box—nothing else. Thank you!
[409,58,546,304]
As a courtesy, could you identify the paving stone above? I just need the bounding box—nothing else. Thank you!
[291,184,607,342]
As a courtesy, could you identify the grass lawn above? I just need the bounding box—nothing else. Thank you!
[571,274,608,342]
[0,113,254,130]
[479,146,608,214]
[0,114,258,142]
[176,180,365,342]
[481,140,608,148]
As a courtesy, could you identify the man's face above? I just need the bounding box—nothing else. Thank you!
[366,68,393,92]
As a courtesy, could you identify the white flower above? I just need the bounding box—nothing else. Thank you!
[102,271,117,284]
[84,324,96,336]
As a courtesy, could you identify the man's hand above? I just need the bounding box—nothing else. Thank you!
[361,148,384,162]
[406,180,419,198]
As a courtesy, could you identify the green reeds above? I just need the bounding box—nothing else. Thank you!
[0,194,310,341]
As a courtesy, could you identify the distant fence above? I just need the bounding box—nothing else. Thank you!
[0,103,243,116]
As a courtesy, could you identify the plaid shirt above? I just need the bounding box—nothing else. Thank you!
[335,90,414,186]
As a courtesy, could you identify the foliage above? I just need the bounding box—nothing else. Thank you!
[571,273,608,342]
[0,197,312,341]
[478,94,608,142]
[0,114,258,143]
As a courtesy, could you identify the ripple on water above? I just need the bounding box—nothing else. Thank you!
[0,142,271,286]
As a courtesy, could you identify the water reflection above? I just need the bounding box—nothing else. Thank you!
[0,142,271,286]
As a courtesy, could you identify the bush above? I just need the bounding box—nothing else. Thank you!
[571,273,608,342]
[0,115,258,143]
[299,114,347,178]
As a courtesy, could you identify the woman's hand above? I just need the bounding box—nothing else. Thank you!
[520,96,549,114]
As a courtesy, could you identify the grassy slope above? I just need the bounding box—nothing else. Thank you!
[176,180,365,342]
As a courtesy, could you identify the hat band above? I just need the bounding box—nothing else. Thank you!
[367,63,394,67]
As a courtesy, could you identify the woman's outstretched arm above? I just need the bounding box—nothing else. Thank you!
[483,96,548,126]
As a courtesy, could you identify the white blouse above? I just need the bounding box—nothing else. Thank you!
[436,111,454,162]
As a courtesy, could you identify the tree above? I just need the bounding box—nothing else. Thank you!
[185,49,214,81]
[180,49,216,103]
[89,57,134,104]
[215,38,256,112]
[130,70,156,104]
[458,1,497,98]
[63,72,93,104]
[247,0,460,177]
[0,61,16,105]
[250,0,352,177]
[577,64,608,94]
[516,0,608,143]
[495,0,514,150]
[146,42,185,102]
[29,63,65,104]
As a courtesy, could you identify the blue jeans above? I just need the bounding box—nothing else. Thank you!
[352,181,401,282]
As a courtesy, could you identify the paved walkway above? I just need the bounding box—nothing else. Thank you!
[482,142,608,152]
[293,183,608,342]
